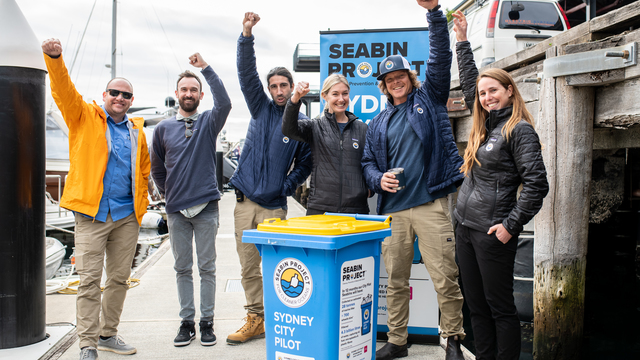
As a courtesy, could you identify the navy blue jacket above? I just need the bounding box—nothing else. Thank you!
[229,33,312,208]
[362,10,464,214]
[151,66,231,213]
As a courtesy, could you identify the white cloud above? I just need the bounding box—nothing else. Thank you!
[16,0,461,139]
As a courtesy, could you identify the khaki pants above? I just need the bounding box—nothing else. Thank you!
[74,212,139,349]
[382,197,465,345]
[234,198,286,316]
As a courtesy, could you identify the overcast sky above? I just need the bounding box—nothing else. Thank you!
[16,0,460,141]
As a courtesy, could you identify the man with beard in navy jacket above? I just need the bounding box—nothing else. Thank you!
[226,11,312,345]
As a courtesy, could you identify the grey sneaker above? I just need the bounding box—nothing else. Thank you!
[79,347,98,360]
[97,335,137,355]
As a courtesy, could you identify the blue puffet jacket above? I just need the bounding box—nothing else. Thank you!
[229,33,312,208]
[362,10,464,214]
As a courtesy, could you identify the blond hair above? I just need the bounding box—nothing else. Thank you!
[321,73,350,111]
[460,68,535,176]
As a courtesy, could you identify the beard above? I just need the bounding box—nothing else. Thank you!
[179,96,200,113]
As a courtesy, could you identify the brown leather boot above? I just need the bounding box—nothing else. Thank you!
[445,335,465,360]
[226,313,265,344]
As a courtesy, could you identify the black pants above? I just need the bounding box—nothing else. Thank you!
[306,208,326,216]
[456,224,520,360]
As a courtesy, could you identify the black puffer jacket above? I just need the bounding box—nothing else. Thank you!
[453,41,549,236]
[453,106,549,235]
[282,99,369,213]
[456,41,479,114]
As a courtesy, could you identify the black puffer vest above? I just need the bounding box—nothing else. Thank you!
[283,100,369,213]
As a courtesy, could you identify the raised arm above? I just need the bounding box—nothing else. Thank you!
[453,10,479,111]
[237,12,270,118]
[282,81,314,143]
[191,52,232,135]
[42,38,89,127]
[417,0,453,105]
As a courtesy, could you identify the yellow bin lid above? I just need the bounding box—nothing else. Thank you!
[256,214,391,235]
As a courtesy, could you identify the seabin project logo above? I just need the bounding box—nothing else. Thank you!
[356,62,373,78]
[385,60,395,70]
[274,258,313,308]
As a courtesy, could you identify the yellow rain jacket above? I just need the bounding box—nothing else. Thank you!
[44,54,150,225]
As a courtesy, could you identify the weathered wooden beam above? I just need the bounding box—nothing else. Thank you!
[564,28,640,54]
[589,0,640,34]
[534,46,594,360]
[525,100,540,126]
[565,68,627,86]
[593,125,640,150]
[594,77,640,128]
[564,28,640,86]
[453,115,472,143]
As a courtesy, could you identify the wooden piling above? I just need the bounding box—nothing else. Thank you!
[533,45,595,359]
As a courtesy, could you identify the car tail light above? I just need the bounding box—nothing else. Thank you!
[486,0,500,38]
[556,2,571,30]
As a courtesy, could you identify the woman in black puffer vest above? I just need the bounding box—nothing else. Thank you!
[452,10,549,360]
[282,74,369,215]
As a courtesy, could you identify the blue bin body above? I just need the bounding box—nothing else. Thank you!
[243,226,390,360]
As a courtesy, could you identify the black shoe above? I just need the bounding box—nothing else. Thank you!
[376,342,408,360]
[445,336,464,360]
[174,320,195,347]
[199,320,217,346]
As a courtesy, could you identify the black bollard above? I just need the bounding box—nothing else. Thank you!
[216,151,224,193]
[0,0,48,349]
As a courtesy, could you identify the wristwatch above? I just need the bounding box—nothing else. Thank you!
[428,4,441,12]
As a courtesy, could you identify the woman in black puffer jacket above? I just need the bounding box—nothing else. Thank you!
[451,11,549,360]
[282,74,369,215]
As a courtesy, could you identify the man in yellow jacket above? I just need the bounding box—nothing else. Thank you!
[42,38,150,360]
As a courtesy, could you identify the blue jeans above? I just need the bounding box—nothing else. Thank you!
[167,201,219,322]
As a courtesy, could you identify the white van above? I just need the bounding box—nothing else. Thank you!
[450,0,570,80]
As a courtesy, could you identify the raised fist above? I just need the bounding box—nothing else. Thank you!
[42,38,62,57]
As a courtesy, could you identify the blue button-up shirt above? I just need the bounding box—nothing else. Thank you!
[80,107,135,222]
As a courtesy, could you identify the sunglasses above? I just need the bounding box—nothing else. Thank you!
[185,120,194,138]
[107,89,133,100]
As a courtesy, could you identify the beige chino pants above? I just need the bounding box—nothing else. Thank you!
[382,197,465,345]
[74,212,139,349]
[234,198,286,316]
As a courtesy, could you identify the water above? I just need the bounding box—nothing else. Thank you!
[48,226,169,278]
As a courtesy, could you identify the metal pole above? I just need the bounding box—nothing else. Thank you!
[584,0,597,21]
[111,0,117,78]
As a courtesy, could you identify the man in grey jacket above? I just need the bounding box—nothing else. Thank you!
[151,52,231,348]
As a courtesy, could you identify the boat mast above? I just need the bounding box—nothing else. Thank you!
[111,0,117,79]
